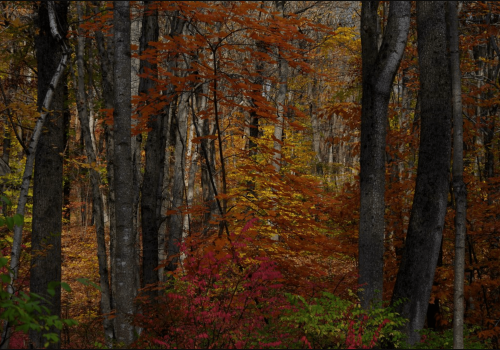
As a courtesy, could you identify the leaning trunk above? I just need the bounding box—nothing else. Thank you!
[391,2,453,345]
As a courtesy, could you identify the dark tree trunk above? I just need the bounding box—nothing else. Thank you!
[92,1,116,320]
[62,83,70,223]
[200,103,217,234]
[358,0,410,309]
[113,1,135,345]
[30,2,68,348]
[391,2,453,345]
[139,1,161,293]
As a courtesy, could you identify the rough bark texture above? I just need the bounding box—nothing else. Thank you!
[359,1,410,309]
[139,1,161,292]
[391,2,453,345]
[166,91,189,272]
[75,2,113,342]
[448,1,466,348]
[29,2,67,348]
[113,1,135,345]
[93,1,116,318]
[130,3,142,299]
[156,12,185,281]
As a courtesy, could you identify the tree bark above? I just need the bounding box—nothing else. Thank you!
[272,1,288,174]
[130,2,142,300]
[139,0,161,292]
[166,91,189,272]
[358,0,410,309]
[75,2,113,342]
[93,0,116,319]
[1,1,69,348]
[447,1,466,348]
[30,2,68,348]
[391,2,453,345]
[113,1,135,345]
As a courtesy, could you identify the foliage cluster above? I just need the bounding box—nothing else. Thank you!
[133,220,406,349]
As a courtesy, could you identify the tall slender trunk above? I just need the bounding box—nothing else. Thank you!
[166,91,189,272]
[391,2,453,344]
[358,1,411,309]
[272,2,288,174]
[448,2,466,348]
[181,123,199,262]
[29,2,68,348]
[130,2,142,299]
[75,2,113,342]
[200,93,217,233]
[113,1,135,345]
[152,11,184,283]
[93,1,116,318]
[309,76,322,175]
[139,1,161,292]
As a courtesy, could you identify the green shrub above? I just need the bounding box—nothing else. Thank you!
[281,291,407,348]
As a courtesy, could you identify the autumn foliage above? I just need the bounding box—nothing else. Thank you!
[0,0,500,349]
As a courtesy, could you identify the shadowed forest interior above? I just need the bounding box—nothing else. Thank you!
[0,1,499,349]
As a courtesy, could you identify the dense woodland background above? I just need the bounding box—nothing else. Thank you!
[0,1,499,348]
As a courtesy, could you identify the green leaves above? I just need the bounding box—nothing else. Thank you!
[76,277,102,291]
[0,213,23,230]
[281,292,408,348]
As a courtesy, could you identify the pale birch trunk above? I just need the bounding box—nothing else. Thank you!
[166,91,189,272]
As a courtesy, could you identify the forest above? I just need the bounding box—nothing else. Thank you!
[0,0,499,349]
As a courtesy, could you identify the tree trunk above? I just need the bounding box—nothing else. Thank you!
[29,2,68,348]
[130,2,142,300]
[112,1,135,345]
[358,0,410,309]
[153,11,184,282]
[139,0,161,293]
[447,1,466,348]
[391,2,453,345]
[272,1,288,174]
[75,2,113,342]
[93,1,116,319]
[166,91,189,272]
[200,96,217,234]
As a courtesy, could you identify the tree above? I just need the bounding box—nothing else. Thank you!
[139,0,161,294]
[30,1,68,347]
[358,0,410,309]
[447,1,466,348]
[391,2,453,344]
[74,2,113,342]
[1,1,69,348]
[112,1,135,345]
